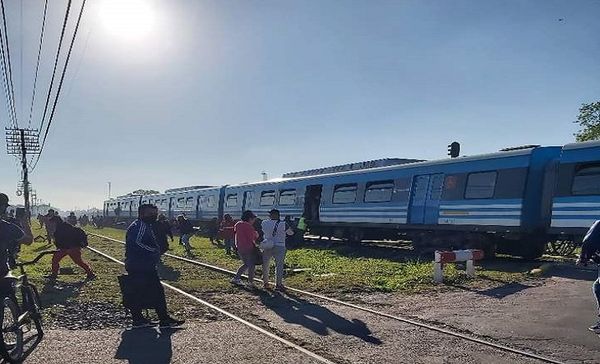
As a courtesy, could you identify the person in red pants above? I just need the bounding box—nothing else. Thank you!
[49,216,95,280]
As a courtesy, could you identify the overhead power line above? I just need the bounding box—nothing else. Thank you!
[0,0,18,128]
[27,0,49,128]
[38,0,73,134]
[31,0,87,173]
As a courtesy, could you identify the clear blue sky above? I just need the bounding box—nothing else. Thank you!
[1,0,599,210]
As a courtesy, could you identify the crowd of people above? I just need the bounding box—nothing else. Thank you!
[0,193,311,329]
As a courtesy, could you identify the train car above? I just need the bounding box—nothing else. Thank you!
[221,146,561,258]
[546,140,600,254]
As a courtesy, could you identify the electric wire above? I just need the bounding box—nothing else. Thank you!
[27,0,49,129]
[0,0,17,128]
[31,0,87,173]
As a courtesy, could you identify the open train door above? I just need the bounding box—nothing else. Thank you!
[304,185,322,221]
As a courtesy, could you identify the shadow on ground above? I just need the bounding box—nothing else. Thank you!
[259,290,382,345]
[115,328,179,364]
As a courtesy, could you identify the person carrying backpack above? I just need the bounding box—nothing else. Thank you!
[50,216,95,280]
[176,215,195,255]
[577,220,600,333]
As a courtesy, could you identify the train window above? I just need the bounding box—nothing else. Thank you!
[260,191,276,206]
[186,197,194,208]
[177,198,185,208]
[162,199,167,207]
[465,172,497,199]
[243,191,254,208]
[333,184,357,204]
[226,194,238,207]
[279,190,296,205]
[572,165,600,195]
[207,195,216,208]
[364,181,394,203]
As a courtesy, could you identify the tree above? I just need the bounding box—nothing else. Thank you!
[574,101,600,142]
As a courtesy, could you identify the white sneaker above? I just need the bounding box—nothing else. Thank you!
[588,321,600,333]
[230,278,242,285]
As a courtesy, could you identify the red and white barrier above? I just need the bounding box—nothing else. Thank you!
[434,249,484,283]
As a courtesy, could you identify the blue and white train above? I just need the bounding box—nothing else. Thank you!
[104,140,600,258]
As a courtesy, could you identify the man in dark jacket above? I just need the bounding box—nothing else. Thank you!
[0,193,33,277]
[577,220,600,333]
[156,214,173,253]
[51,216,95,279]
[176,215,194,255]
[125,204,184,329]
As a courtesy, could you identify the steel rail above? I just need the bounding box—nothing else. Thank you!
[85,244,337,364]
[89,232,566,364]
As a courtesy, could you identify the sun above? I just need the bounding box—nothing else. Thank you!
[98,0,155,41]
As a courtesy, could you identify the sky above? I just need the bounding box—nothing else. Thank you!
[0,0,599,211]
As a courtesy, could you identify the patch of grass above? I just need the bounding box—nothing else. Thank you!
[86,227,534,294]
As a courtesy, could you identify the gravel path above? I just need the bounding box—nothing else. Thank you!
[27,321,323,364]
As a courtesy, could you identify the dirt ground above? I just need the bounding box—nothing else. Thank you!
[23,264,597,363]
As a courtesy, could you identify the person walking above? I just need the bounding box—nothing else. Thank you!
[261,209,294,291]
[50,216,95,280]
[44,209,58,245]
[125,204,184,329]
[232,211,258,287]
[220,214,235,255]
[176,215,194,255]
[577,220,600,333]
[296,214,308,244]
[37,213,45,229]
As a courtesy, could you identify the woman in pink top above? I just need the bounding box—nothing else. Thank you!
[232,210,259,287]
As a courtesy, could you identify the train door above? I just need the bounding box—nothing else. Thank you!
[304,185,322,221]
[242,191,254,211]
[409,174,444,224]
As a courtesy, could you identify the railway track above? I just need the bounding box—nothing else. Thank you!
[88,232,566,364]
[85,244,338,364]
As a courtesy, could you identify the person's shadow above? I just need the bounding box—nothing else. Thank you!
[259,291,382,345]
[115,328,178,364]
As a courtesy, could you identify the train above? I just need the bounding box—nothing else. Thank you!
[103,140,600,259]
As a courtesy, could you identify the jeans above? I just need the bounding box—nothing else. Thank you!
[262,245,286,286]
[52,248,93,275]
[234,251,255,282]
[180,234,192,252]
[594,277,600,315]
[127,270,169,322]
[224,238,234,254]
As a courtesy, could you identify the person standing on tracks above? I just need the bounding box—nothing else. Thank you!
[125,204,184,329]
[50,216,95,280]
[261,209,294,291]
[231,210,259,287]
[156,214,174,252]
[176,215,194,255]
[220,214,235,255]
[67,212,78,226]
[576,220,600,333]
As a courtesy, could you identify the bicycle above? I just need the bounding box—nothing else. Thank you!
[0,250,57,363]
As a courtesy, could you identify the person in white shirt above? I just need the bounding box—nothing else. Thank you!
[261,209,293,290]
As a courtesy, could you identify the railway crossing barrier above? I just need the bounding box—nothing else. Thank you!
[434,249,484,283]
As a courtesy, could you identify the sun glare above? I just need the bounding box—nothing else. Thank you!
[98,0,155,41]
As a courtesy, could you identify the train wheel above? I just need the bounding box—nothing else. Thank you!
[547,240,577,256]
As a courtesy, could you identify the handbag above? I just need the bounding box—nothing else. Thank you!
[251,246,263,266]
[259,220,280,251]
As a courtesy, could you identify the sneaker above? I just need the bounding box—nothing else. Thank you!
[45,274,58,280]
[589,321,600,333]
[247,282,256,289]
[159,317,185,329]
[275,285,286,292]
[132,318,154,329]
[231,278,242,285]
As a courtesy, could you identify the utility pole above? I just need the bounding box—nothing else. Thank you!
[107,182,112,199]
[5,128,41,218]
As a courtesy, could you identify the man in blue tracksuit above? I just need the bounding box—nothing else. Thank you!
[577,220,600,333]
[125,204,184,329]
